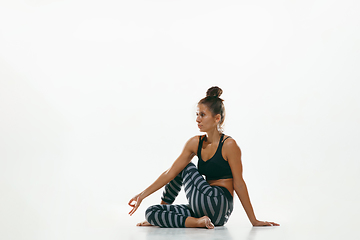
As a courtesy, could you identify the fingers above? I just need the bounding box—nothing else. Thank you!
[128,198,135,206]
[128,195,140,207]
[257,221,271,226]
[253,220,280,227]
[128,196,141,216]
[128,198,136,215]
[129,205,136,215]
[263,221,280,226]
[129,202,139,216]
[269,222,280,226]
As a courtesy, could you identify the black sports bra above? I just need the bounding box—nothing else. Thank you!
[197,134,233,181]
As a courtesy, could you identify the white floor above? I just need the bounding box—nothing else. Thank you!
[2,203,355,240]
[123,220,285,240]
[118,205,359,240]
[123,224,284,240]
[1,160,360,240]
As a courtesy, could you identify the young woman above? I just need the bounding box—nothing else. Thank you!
[128,86,279,229]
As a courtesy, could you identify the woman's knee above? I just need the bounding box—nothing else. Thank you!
[145,204,161,214]
[145,205,160,223]
[183,162,197,172]
[186,162,196,168]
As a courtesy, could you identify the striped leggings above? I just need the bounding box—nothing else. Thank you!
[145,162,233,228]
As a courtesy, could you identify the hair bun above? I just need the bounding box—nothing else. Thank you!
[206,86,223,98]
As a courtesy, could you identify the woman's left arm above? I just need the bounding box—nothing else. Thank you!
[224,139,280,227]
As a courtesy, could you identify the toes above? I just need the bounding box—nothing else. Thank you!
[208,221,214,229]
[136,221,145,226]
[137,221,152,227]
[204,217,214,229]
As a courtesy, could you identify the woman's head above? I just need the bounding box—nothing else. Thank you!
[196,86,225,132]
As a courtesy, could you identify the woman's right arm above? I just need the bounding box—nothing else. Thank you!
[128,136,198,216]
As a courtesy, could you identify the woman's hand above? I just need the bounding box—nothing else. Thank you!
[128,193,143,216]
[252,219,280,227]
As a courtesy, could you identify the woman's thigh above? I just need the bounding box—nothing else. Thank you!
[181,164,233,225]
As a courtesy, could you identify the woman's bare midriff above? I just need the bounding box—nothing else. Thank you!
[207,178,234,197]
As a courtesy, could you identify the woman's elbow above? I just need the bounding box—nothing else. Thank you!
[233,177,246,189]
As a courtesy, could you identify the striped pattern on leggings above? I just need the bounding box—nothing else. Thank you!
[145,162,233,228]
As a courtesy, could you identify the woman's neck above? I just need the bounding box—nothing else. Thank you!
[205,129,222,143]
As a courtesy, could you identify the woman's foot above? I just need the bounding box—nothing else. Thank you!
[198,216,215,229]
[185,216,215,229]
[136,220,153,227]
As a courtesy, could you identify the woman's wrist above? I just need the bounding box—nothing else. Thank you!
[139,191,147,199]
[250,218,258,225]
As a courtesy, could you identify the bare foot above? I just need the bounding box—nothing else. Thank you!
[198,216,215,229]
[136,220,153,227]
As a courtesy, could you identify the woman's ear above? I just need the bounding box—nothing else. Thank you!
[215,114,221,123]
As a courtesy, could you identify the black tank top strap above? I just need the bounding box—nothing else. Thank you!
[219,134,231,148]
[222,135,232,142]
[197,135,205,157]
[219,133,224,142]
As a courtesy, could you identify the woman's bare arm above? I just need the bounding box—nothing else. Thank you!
[128,136,198,216]
[225,139,279,226]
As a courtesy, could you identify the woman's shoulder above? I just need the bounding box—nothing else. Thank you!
[183,135,204,154]
[186,134,208,146]
[187,135,205,144]
[222,135,241,160]
[222,135,239,148]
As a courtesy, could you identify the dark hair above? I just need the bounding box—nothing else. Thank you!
[198,86,226,131]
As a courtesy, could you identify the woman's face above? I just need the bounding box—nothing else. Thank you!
[196,104,220,132]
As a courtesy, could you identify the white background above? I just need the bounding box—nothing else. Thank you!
[1,0,359,239]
